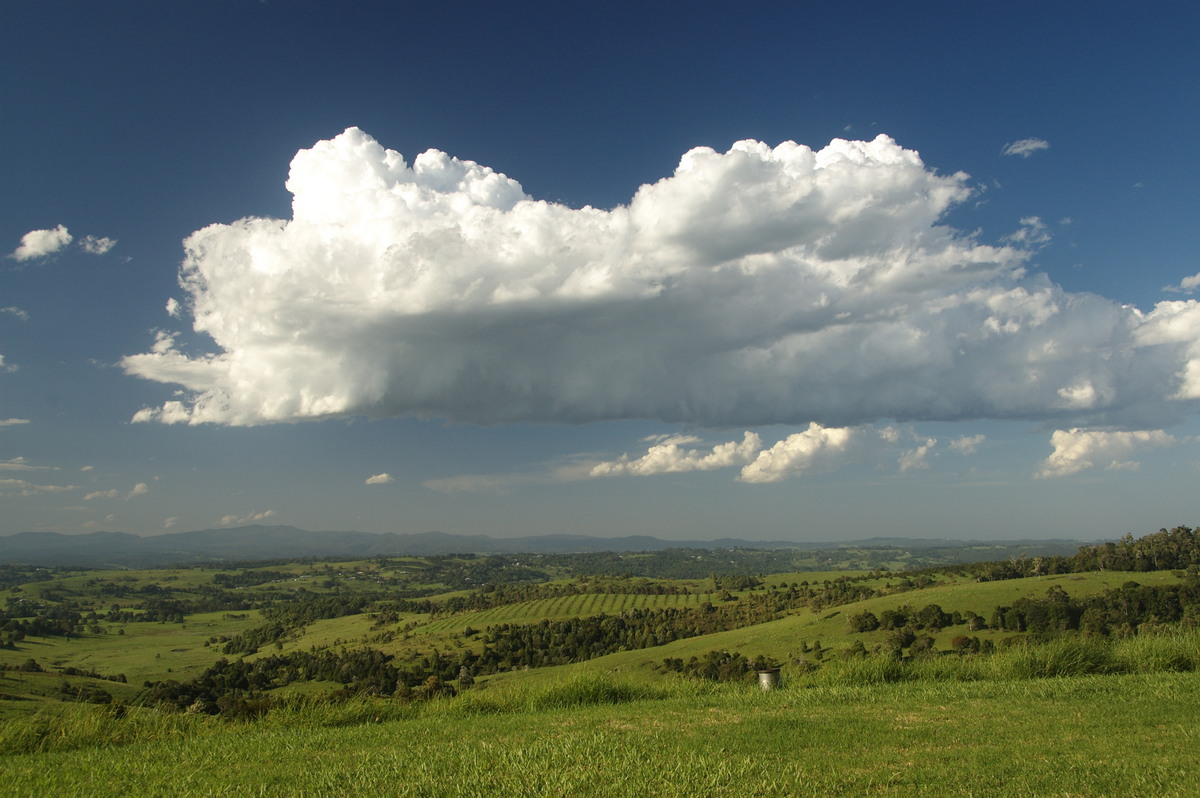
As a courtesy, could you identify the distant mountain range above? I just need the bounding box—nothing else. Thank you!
[0,525,1088,569]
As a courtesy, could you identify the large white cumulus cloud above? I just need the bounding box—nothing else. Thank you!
[124,128,1200,430]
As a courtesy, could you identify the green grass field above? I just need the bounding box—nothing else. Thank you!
[2,669,1197,796]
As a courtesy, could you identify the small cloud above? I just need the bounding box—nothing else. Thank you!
[125,482,149,500]
[84,489,119,500]
[590,432,762,478]
[150,330,177,354]
[950,434,985,456]
[1001,138,1050,158]
[1003,216,1051,248]
[0,355,16,374]
[0,478,79,496]
[164,516,179,529]
[739,424,858,484]
[1,307,29,321]
[365,472,394,485]
[165,298,181,318]
[423,473,533,494]
[79,235,117,255]
[423,457,597,494]
[0,456,50,471]
[1164,272,1200,294]
[81,465,94,471]
[219,509,277,526]
[898,438,938,473]
[9,225,72,261]
[0,418,30,428]
[1035,428,1175,478]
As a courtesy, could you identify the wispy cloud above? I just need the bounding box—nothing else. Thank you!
[1002,216,1051,248]
[219,509,277,526]
[364,473,394,485]
[1002,138,1050,158]
[79,235,117,255]
[84,489,119,500]
[423,458,597,494]
[0,456,48,471]
[0,478,79,496]
[950,434,985,455]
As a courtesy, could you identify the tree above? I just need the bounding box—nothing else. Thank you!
[847,611,880,633]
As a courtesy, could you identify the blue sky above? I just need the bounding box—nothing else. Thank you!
[3,1,1200,542]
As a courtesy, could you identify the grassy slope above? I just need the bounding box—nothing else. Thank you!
[3,560,1199,794]
[1,672,1196,796]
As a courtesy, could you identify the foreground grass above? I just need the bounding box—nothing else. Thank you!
[2,669,1198,796]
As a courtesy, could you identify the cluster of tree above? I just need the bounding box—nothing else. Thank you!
[2,599,84,644]
[948,635,995,654]
[58,681,114,704]
[804,577,883,610]
[657,650,781,681]
[847,578,1200,657]
[141,647,467,716]
[711,574,763,591]
[212,570,295,589]
[220,622,291,655]
[990,580,1200,637]
[846,604,974,634]
[0,565,63,592]
[1073,527,1200,572]
[939,527,1200,583]
[367,554,553,595]
[57,665,127,683]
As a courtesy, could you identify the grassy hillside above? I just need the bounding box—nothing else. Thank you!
[2,670,1197,796]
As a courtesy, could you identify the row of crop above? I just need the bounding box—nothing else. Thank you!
[416,592,715,637]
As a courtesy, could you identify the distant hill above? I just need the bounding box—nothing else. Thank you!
[0,525,1087,568]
